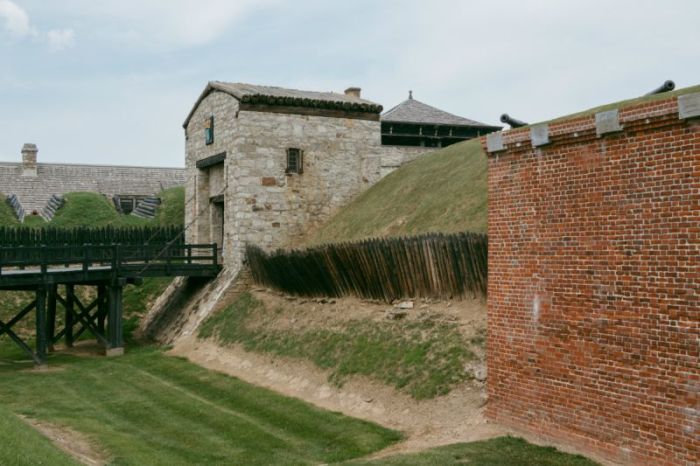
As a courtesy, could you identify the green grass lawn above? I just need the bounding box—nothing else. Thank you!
[200,293,477,400]
[305,139,487,246]
[0,340,599,465]
[0,341,401,465]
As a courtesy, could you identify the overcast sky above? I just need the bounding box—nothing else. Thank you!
[1,0,699,167]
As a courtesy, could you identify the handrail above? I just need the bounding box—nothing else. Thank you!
[0,243,220,278]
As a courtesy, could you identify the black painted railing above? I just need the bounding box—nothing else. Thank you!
[0,243,218,277]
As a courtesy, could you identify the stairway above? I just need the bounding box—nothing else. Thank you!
[41,194,65,221]
[131,196,161,219]
[6,194,26,222]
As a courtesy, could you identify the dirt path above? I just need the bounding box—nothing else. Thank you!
[19,416,109,466]
[171,336,506,456]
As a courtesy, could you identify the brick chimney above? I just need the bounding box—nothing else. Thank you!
[21,143,38,177]
[344,87,361,99]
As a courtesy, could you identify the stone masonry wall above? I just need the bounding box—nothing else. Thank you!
[184,90,239,265]
[227,109,381,268]
[483,93,699,465]
[379,145,432,177]
[0,161,185,215]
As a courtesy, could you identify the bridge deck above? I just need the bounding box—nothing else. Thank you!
[0,242,221,365]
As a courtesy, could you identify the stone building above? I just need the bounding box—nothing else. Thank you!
[0,143,185,220]
[184,81,498,271]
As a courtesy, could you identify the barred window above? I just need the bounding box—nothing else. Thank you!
[286,148,303,174]
[204,115,214,145]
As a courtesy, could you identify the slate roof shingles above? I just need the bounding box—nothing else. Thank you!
[381,97,498,128]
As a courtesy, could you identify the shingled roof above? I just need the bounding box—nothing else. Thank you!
[381,93,497,128]
[184,82,383,127]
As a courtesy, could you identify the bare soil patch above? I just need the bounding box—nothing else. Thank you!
[19,416,109,466]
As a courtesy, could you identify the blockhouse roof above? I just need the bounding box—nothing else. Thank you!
[184,81,383,127]
[381,94,498,128]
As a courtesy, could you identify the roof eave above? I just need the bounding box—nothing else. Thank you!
[381,118,501,130]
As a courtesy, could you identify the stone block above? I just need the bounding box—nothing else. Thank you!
[105,347,124,357]
[595,109,622,136]
[530,124,550,147]
[486,132,504,152]
[678,92,700,119]
[261,177,277,186]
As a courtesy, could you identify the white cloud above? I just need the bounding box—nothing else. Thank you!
[61,0,276,48]
[47,28,75,51]
[0,0,36,37]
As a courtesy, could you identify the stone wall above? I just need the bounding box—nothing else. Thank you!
[184,90,240,264]
[0,159,185,215]
[379,145,433,177]
[483,92,699,465]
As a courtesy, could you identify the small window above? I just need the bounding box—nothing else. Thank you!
[204,115,214,145]
[286,148,303,174]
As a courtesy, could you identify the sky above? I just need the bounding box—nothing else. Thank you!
[1,0,699,167]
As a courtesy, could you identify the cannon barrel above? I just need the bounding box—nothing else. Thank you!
[645,80,675,96]
[500,113,528,128]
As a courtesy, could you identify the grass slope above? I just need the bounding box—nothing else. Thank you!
[200,293,476,399]
[156,186,185,226]
[351,436,598,466]
[0,404,78,466]
[306,139,487,245]
[0,342,401,465]
[0,194,19,226]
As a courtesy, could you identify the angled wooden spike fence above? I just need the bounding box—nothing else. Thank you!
[246,232,488,302]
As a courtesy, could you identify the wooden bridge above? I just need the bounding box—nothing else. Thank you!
[0,242,220,366]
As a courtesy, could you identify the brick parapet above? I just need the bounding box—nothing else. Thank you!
[483,91,699,466]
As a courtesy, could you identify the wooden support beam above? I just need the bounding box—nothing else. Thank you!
[35,286,48,367]
[107,281,124,356]
[47,284,57,352]
[97,285,107,335]
[71,294,109,348]
[65,284,74,347]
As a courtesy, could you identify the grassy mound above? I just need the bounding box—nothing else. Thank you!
[0,195,19,226]
[50,192,148,228]
[156,186,185,226]
[306,139,487,245]
[200,293,476,399]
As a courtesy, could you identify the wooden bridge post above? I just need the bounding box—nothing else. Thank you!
[35,286,48,367]
[97,285,107,335]
[106,279,124,357]
[47,284,57,352]
[65,284,74,348]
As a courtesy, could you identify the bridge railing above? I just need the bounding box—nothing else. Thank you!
[0,243,218,277]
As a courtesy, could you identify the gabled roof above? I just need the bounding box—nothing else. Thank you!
[184,81,383,128]
[381,94,498,128]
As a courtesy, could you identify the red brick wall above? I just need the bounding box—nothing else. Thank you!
[484,95,699,465]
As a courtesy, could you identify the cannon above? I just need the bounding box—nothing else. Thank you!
[645,80,675,96]
[500,113,528,128]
